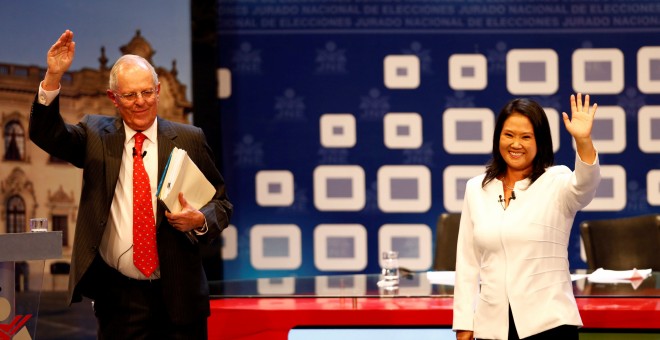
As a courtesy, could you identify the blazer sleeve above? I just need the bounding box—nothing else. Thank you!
[29,95,87,168]
[560,152,601,214]
[452,178,481,332]
[187,127,233,243]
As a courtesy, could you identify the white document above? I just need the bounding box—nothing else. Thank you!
[156,147,215,213]
[587,268,653,283]
[426,271,456,286]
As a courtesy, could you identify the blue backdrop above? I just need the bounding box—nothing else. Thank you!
[216,0,660,280]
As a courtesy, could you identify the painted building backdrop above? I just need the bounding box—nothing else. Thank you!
[215,0,660,281]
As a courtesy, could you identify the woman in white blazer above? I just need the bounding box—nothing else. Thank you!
[453,94,600,340]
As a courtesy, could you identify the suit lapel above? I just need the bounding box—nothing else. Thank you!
[156,118,178,226]
[102,118,125,204]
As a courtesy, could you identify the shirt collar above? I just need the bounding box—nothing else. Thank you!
[124,119,158,144]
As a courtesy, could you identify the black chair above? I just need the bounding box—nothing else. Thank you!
[580,214,660,271]
[433,213,461,271]
[50,261,71,290]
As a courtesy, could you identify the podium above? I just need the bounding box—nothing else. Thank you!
[0,232,62,339]
[209,272,660,339]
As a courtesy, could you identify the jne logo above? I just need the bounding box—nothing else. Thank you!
[0,314,32,339]
[0,297,32,340]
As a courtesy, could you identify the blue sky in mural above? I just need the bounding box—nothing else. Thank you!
[0,0,192,98]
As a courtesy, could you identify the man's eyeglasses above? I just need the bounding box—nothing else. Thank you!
[113,89,157,102]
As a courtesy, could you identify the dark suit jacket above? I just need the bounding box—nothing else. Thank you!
[29,96,233,325]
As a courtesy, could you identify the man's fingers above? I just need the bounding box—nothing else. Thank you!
[178,192,188,204]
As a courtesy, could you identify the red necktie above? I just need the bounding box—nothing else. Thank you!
[133,132,159,277]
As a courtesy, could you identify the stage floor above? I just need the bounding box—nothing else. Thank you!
[34,291,96,340]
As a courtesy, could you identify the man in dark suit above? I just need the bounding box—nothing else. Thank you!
[29,30,232,339]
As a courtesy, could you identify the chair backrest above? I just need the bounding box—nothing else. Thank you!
[50,261,71,275]
[433,212,461,271]
[580,214,660,271]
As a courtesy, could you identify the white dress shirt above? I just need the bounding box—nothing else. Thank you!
[453,154,600,339]
[99,123,160,280]
[37,82,59,105]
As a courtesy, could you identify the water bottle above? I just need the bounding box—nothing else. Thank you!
[381,250,400,288]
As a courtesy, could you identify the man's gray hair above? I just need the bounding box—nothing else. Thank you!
[108,54,159,91]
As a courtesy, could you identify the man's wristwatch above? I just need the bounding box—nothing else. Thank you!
[193,218,208,236]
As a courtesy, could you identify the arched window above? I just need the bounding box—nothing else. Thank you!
[4,120,25,161]
[6,195,26,233]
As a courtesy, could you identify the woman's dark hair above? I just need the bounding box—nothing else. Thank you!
[482,98,554,188]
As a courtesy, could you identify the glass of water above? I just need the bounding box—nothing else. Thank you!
[30,218,48,232]
[381,250,400,289]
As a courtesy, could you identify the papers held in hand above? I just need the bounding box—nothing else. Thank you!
[156,147,215,213]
